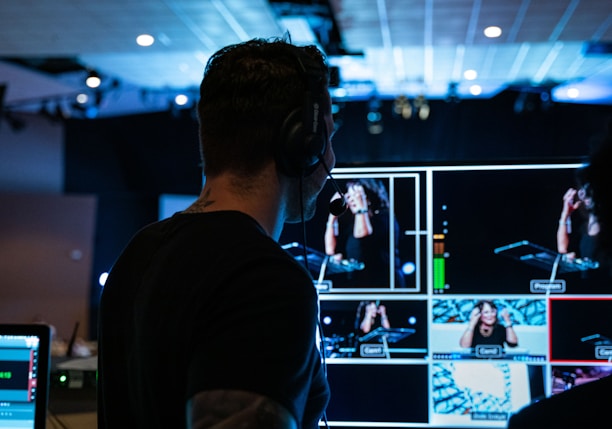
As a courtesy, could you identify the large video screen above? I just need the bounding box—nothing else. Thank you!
[161,161,612,428]
[276,162,612,428]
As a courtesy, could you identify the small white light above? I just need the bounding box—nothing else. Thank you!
[76,93,89,104]
[402,262,416,275]
[174,94,189,106]
[86,75,101,88]
[567,87,580,99]
[99,272,109,287]
[469,85,482,96]
[484,26,502,38]
[136,34,155,47]
[418,103,430,120]
[464,69,478,80]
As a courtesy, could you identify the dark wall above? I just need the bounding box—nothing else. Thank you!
[66,93,612,196]
[332,91,611,165]
[65,110,201,335]
[64,94,612,336]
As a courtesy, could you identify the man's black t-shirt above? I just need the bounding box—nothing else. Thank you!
[98,211,330,428]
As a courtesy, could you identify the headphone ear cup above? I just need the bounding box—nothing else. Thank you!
[277,108,327,177]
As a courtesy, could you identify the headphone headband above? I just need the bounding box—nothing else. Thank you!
[275,51,327,177]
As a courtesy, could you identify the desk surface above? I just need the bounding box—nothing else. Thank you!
[47,411,96,429]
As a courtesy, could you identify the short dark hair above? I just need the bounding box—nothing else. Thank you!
[197,37,329,178]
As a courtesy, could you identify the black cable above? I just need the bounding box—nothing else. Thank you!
[299,177,309,272]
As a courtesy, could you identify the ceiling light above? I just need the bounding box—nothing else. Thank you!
[484,26,502,38]
[136,34,155,47]
[174,94,189,106]
[464,69,478,80]
[85,71,101,88]
[469,85,482,96]
[567,87,580,99]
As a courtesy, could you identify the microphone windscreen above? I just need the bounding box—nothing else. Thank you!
[329,197,347,216]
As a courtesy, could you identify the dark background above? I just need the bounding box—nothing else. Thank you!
[64,92,612,335]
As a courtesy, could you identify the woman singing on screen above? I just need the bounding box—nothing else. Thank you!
[459,300,518,350]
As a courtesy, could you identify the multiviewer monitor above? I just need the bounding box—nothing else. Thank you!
[161,160,612,428]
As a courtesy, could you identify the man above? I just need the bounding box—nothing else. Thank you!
[98,38,335,428]
[507,122,612,428]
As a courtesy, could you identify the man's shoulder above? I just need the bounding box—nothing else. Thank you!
[508,375,612,428]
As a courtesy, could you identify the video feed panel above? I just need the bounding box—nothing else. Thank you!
[550,298,612,362]
[550,364,612,394]
[319,295,428,360]
[431,297,547,362]
[430,165,611,295]
[325,363,428,425]
[282,171,427,293]
[431,361,545,427]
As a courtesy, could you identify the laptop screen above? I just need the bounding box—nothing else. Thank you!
[0,324,51,429]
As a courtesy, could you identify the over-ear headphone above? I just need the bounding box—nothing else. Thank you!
[276,52,328,177]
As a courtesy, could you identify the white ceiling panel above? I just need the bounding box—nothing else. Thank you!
[0,0,610,117]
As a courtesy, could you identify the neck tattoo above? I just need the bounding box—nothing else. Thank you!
[185,189,215,213]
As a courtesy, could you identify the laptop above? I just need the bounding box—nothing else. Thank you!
[0,324,52,429]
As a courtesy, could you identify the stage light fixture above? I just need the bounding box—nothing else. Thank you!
[392,95,412,120]
[366,96,383,134]
[445,82,460,103]
[85,71,101,88]
[76,93,89,104]
[38,101,67,122]
[414,95,430,120]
